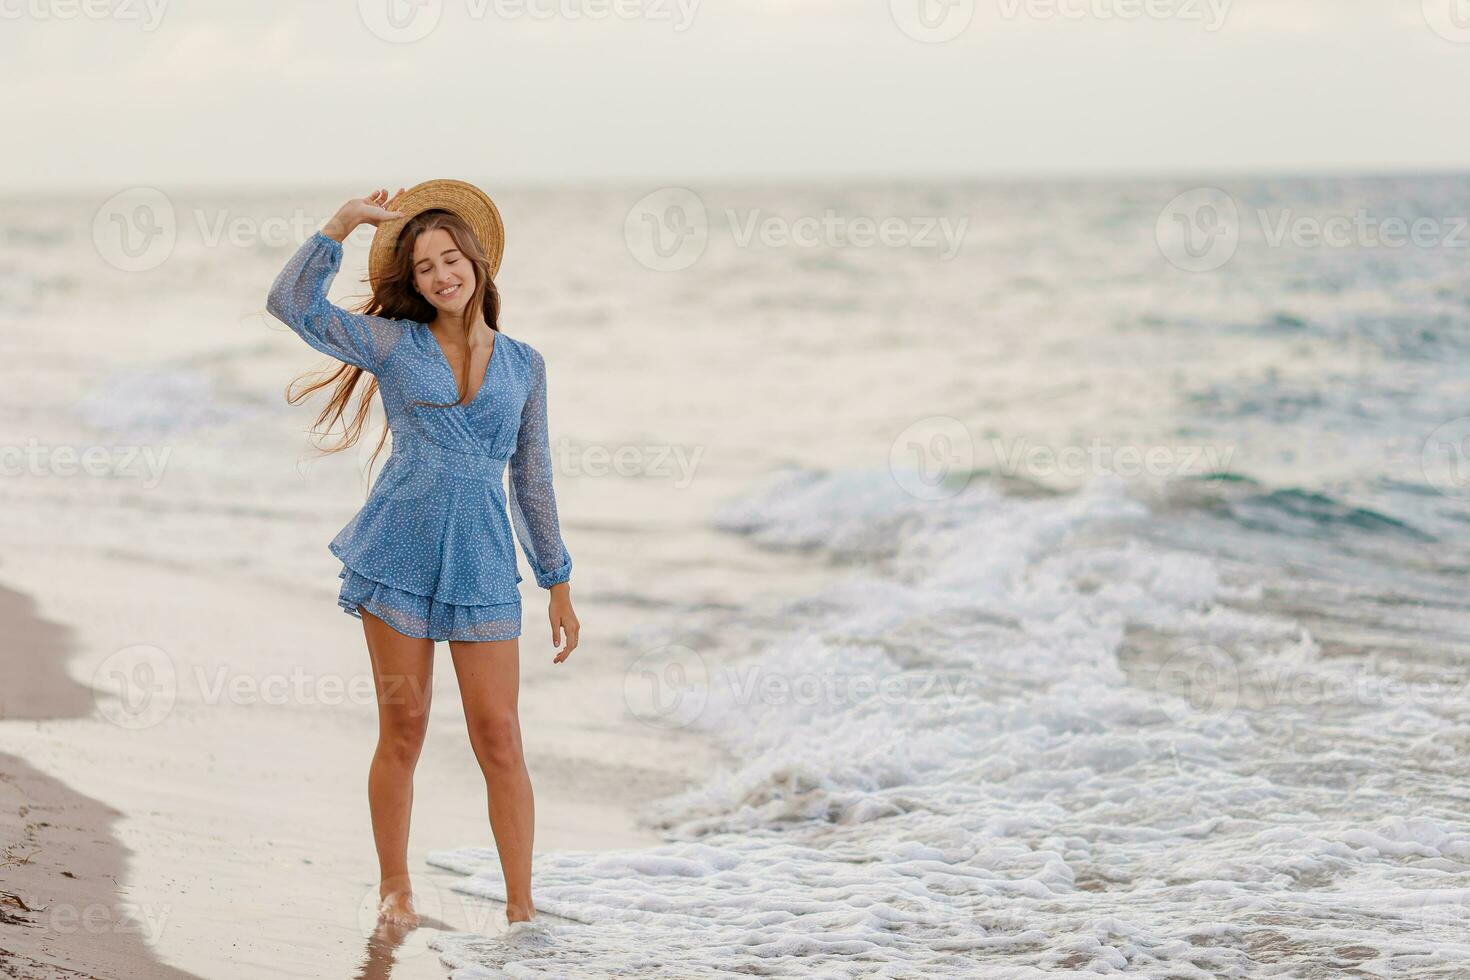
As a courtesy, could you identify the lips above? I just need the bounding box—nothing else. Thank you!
[436,284,461,299]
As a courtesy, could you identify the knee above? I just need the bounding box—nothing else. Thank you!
[378,714,429,767]
[468,713,523,772]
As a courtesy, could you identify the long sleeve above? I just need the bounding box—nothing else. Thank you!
[508,349,573,589]
[266,230,407,374]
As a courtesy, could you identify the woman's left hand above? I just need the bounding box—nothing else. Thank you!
[548,584,579,663]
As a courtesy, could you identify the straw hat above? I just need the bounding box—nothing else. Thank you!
[368,178,506,285]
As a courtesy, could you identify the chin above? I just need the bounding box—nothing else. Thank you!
[430,298,468,315]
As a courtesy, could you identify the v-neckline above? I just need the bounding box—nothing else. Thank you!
[425,323,498,409]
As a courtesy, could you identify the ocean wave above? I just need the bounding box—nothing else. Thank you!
[429,473,1470,976]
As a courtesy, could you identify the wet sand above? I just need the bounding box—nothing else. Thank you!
[0,584,202,978]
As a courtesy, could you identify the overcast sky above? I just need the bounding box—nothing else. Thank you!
[4,0,1468,190]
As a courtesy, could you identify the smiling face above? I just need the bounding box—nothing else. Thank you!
[411,227,476,314]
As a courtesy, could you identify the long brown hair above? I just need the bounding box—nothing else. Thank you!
[285,210,501,476]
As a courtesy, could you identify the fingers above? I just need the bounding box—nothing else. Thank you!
[360,188,407,222]
[550,615,579,663]
[552,632,568,662]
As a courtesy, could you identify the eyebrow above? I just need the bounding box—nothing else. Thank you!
[415,247,461,268]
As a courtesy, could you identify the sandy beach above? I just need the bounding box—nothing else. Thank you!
[0,583,198,979]
[0,539,736,977]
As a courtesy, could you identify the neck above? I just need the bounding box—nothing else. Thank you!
[432,305,487,338]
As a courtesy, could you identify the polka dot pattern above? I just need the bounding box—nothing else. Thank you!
[267,230,573,641]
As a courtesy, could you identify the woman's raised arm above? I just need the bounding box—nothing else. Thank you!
[266,189,408,373]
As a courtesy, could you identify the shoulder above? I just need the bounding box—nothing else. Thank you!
[495,331,545,371]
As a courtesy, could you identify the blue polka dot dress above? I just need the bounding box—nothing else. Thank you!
[267,230,572,642]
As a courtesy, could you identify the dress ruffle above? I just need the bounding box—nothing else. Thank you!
[336,563,521,642]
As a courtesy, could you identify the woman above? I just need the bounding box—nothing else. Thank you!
[266,183,580,929]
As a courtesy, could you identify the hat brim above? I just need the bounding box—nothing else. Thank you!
[368,178,506,286]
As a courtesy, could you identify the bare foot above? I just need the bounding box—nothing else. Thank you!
[378,887,420,928]
[506,900,535,924]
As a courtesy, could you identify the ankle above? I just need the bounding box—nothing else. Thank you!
[379,875,414,900]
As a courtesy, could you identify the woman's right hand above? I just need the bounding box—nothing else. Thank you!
[321,188,406,242]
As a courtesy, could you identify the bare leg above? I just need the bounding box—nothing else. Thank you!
[360,605,435,926]
[448,636,535,923]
